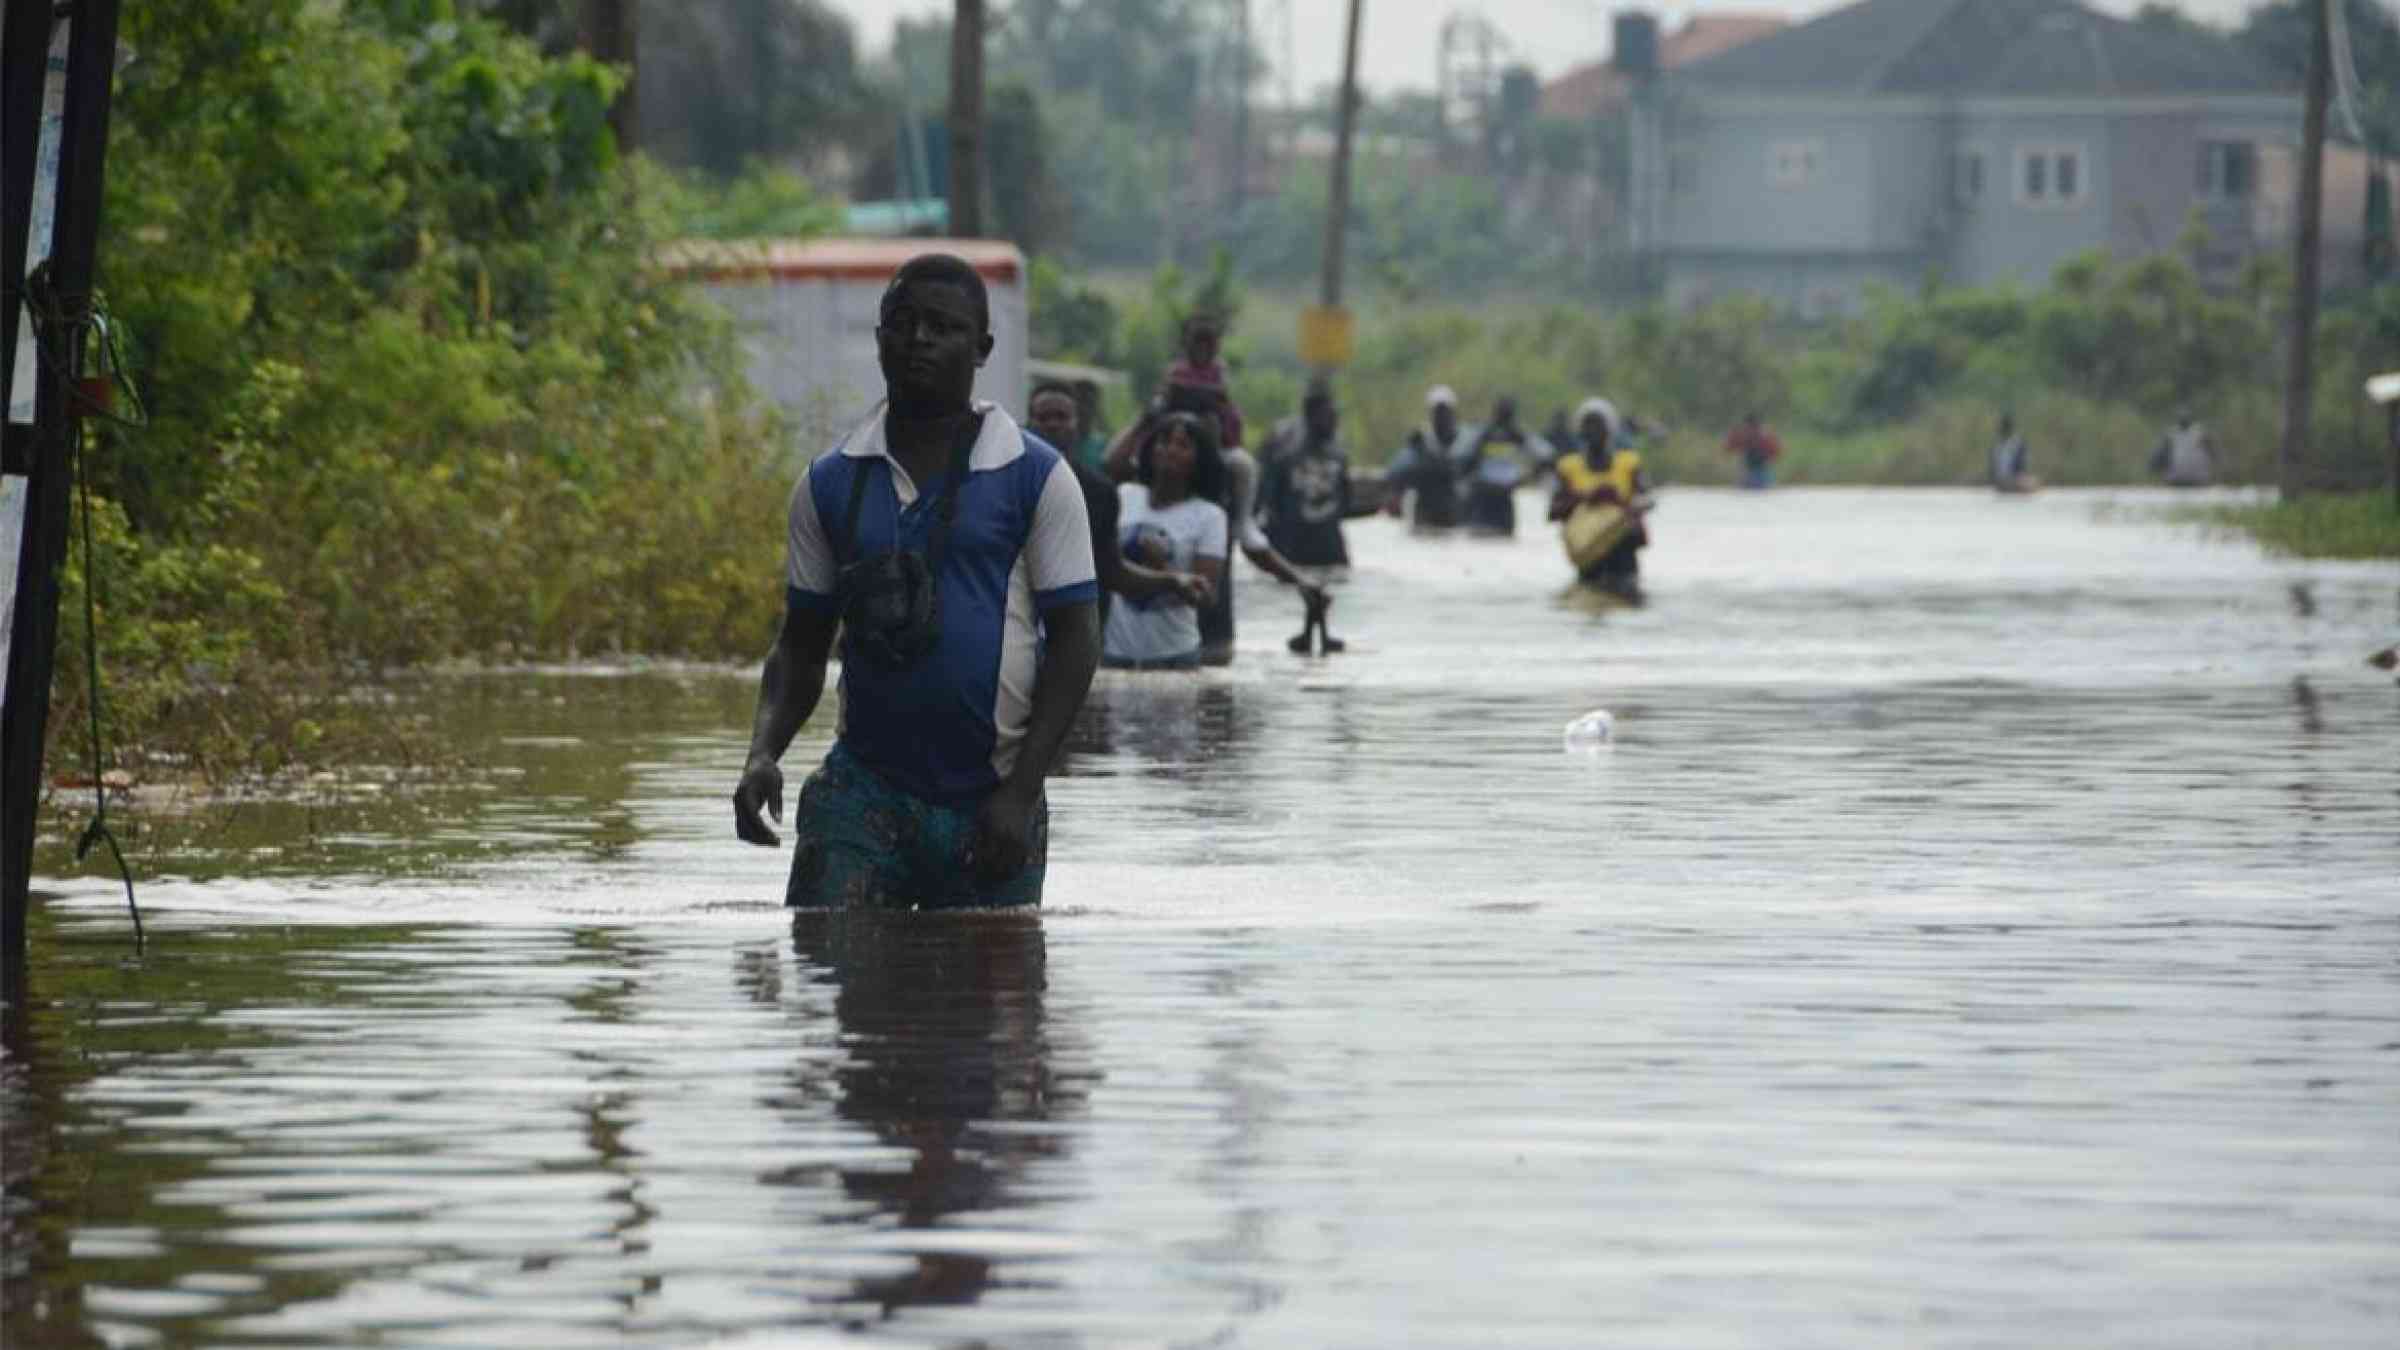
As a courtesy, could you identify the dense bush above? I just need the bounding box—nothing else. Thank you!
[53,2,803,784]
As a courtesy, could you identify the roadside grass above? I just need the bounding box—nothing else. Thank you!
[2186,492,2400,559]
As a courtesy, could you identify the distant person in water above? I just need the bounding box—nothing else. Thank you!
[1723,411,1783,490]
[1990,413,2038,493]
[1382,384,1469,531]
[1462,395,1539,536]
[1103,412,1229,671]
[1260,376,1378,571]
[1207,434,1331,664]
[2149,408,2215,487]
[1543,407,1576,457]
[734,253,1098,909]
[1029,381,1210,632]
[1549,397,1655,596]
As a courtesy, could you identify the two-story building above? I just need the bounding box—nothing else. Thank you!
[1629,0,2300,314]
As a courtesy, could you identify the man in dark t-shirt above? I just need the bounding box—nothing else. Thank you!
[1259,378,1377,570]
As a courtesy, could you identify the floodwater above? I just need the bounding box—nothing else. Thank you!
[5,488,2397,1348]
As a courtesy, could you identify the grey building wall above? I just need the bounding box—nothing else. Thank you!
[1646,91,2298,311]
[1945,106,2117,288]
[2111,111,2208,260]
[1656,97,1945,312]
[1662,101,1876,251]
[1946,99,2295,289]
[2189,103,2302,270]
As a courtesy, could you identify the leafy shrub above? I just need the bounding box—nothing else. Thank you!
[58,2,803,784]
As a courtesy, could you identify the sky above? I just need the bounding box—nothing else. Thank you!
[829,0,2265,100]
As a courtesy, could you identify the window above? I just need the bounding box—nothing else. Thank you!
[2197,140,2255,198]
[1769,139,1823,188]
[2014,144,2087,207]
[1952,149,1985,205]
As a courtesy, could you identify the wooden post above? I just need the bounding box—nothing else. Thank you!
[1319,0,1364,309]
[3,0,124,994]
[2280,0,2331,501]
[949,0,986,238]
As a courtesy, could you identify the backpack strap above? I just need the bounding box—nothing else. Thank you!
[838,449,878,563]
[922,411,984,580]
[838,411,987,566]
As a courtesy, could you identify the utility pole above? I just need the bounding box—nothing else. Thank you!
[1231,0,1251,210]
[1320,0,1365,310]
[2,0,126,994]
[580,0,637,152]
[2281,0,2331,501]
[949,0,987,237]
[1299,0,1363,375]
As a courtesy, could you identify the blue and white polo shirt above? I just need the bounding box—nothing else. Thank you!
[786,402,1098,807]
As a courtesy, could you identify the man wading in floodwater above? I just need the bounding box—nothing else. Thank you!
[733,254,1101,908]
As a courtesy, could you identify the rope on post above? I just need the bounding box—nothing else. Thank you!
[26,261,146,950]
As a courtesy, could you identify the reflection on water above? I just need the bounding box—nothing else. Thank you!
[1074,676,1256,777]
[2291,674,2324,735]
[7,488,2400,1347]
[777,912,1074,1321]
[0,911,1086,1345]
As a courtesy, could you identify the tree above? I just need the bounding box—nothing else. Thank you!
[580,1,637,150]
[635,0,873,177]
[989,0,1216,128]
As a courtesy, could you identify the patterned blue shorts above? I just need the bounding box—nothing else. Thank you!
[784,744,1047,910]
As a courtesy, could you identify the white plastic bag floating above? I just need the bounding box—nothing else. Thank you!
[1562,709,1614,752]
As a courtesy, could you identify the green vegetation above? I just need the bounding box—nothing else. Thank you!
[55,3,804,788]
[45,1,2400,797]
[1037,243,2399,490]
[2191,493,2400,559]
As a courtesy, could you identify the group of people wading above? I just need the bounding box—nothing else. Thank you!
[1383,385,1658,598]
[731,253,1656,913]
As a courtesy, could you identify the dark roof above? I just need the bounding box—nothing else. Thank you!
[1674,0,2293,98]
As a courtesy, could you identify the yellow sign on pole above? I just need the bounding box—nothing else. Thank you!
[1298,305,1355,369]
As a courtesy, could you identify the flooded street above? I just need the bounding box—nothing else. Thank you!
[6,488,2397,1347]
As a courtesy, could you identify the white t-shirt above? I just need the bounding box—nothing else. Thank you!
[1103,483,1227,663]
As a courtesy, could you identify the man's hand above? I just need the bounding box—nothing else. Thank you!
[970,781,1038,887]
[1172,572,1215,608]
[733,755,785,847]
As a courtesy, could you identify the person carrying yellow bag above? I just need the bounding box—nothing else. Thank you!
[1547,397,1656,600]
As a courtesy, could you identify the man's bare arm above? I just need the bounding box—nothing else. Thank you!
[733,605,839,846]
[971,601,1099,883]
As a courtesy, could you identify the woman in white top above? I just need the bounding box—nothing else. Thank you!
[1103,412,1229,670]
